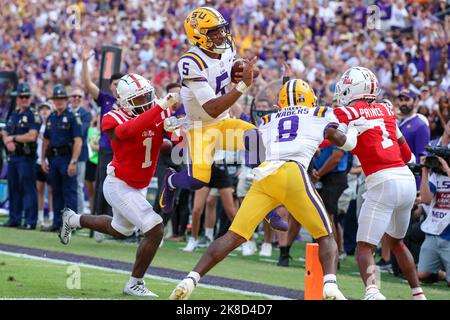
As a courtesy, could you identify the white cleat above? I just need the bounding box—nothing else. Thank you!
[169,278,196,300]
[259,243,272,257]
[363,291,386,300]
[123,281,159,298]
[242,241,257,256]
[183,238,198,252]
[323,283,347,300]
[94,231,104,243]
[59,208,76,245]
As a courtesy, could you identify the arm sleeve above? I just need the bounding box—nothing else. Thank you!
[71,115,82,139]
[396,125,403,139]
[184,80,217,106]
[413,123,431,161]
[429,173,437,194]
[333,107,352,132]
[399,140,413,163]
[113,105,167,140]
[43,122,50,139]
[30,111,41,131]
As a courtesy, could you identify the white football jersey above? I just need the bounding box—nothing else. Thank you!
[178,44,235,126]
[259,106,339,169]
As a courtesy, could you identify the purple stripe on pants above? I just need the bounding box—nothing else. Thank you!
[295,162,331,235]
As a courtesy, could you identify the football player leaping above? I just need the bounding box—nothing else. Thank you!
[58,74,178,298]
[333,67,426,300]
[169,79,372,300]
[159,7,286,231]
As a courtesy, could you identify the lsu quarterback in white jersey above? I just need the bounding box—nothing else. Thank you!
[170,79,371,301]
[159,7,287,233]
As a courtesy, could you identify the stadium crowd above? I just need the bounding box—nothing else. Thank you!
[0,0,449,286]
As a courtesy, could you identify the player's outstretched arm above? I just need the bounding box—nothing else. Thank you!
[201,57,257,118]
[106,94,177,141]
[81,47,100,100]
[324,125,347,148]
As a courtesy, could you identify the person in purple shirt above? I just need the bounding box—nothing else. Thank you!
[81,46,124,220]
[352,0,367,28]
[397,88,431,165]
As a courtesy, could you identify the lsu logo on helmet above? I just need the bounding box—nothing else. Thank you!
[277,79,317,109]
[184,7,232,54]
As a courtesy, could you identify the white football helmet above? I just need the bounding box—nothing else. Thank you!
[116,73,155,117]
[334,66,380,107]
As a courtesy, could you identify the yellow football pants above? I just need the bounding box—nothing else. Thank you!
[229,161,333,240]
[186,118,255,183]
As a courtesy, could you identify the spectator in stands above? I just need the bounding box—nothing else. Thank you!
[397,88,430,164]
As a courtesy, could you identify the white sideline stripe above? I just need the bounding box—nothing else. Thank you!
[0,250,291,300]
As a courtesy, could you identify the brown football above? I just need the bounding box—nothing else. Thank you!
[231,60,244,83]
[231,60,260,83]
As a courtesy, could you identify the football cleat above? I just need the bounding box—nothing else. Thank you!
[242,241,257,256]
[169,278,196,300]
[59,208,76,245]
[259,243,272,257]
[159,168,177,214]
[323,283,346,300]
[264,210,288,232]
[123,280,159,298]
[363,290,386,300]
[183,237,199,252]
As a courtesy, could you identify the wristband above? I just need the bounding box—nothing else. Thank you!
[235,81,249,94]
[70,159,78,165]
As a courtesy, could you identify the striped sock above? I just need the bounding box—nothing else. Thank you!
[412,287,426,300]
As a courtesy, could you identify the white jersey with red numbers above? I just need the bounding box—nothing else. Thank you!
[102,107,171,189]
[334,100,406,179]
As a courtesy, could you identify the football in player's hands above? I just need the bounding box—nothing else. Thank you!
[231,59,260,83]
[231,60,244,83]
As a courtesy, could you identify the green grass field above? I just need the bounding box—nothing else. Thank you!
[0,216,448,300]
[0,253,267,300]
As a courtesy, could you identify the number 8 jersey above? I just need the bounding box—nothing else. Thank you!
[260,105,339,170]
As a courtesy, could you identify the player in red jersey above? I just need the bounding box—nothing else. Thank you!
[334,66,426,300]
[58,74,178,298]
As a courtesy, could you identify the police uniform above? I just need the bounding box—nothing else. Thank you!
[3,83,40,228]
[71,105,92,216]
[44,86,82,230]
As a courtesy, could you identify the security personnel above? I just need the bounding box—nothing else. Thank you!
[1,82,40,229]
[41,84,82,232]
[70,88,92,216]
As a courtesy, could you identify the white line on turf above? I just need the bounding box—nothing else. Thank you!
[0,250,291,300]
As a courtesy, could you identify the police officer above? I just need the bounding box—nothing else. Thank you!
[70,88,92,216]
[1,82,40,229]
[41,84,82,232]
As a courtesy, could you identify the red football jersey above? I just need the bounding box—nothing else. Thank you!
[334,100,405,176]
[102,107,171,189]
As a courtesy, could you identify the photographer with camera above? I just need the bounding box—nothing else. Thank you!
[418,125,450,287]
